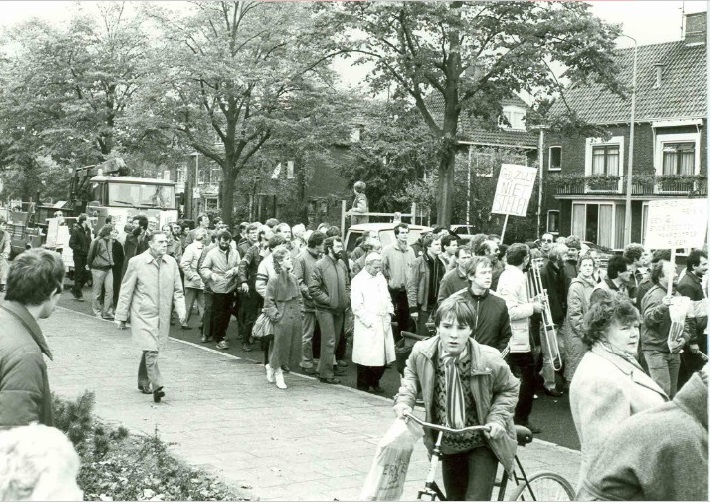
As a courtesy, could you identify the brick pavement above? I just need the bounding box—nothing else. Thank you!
[44,306,580,501]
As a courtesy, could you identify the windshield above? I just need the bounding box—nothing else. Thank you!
[107,182,176,210]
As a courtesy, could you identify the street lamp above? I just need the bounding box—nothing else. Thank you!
[620,34,638,245]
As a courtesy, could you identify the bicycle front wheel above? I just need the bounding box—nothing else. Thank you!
[508,471,575,501]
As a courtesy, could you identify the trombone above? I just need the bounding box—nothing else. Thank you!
[528,257,563,371]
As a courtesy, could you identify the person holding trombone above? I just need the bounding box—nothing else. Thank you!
[394,297,520,500]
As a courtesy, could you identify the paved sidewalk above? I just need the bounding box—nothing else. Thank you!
[44,307,580,501]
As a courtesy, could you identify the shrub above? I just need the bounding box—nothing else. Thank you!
[52,391,250,501]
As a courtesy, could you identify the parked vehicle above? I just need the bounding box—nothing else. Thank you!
[344,222,433,253]
[449,224,477,242]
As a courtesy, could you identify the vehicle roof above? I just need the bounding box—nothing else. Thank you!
[90,176,176,185]
[347,223,433,232]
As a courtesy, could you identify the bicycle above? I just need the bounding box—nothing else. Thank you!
[405,413,575,501]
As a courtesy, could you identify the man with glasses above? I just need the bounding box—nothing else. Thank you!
[539,233,554,260]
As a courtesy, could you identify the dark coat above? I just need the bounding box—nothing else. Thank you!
[69,223,91,257]
[641,285,694,352]
[677,271,707,342]
[122,230,149,276]
[562,260,578,290]
[540,260,567,325]
[0,302,54,428]
[452,288,512,353]
[308,255,350,313]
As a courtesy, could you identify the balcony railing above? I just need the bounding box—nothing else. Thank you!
[552,175,707,197]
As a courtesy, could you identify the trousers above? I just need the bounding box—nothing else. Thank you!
[211,292,233,343]
[389,288,411,342]
[91,269,113,318]
[644,350,681,398]
[356,364,385,390]
[72,254,88,295]
[441,445,499,501]
[316,309,345,379]
[184,288,205,325]
[508,351,535,425]
[138,351,163,390]
[301,311,317,369]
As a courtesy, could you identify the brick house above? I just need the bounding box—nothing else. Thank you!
[541,11,707,249]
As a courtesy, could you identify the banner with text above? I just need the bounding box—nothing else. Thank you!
[644,199,708,249]
[491,164,538,217]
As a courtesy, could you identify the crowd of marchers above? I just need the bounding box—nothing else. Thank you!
[0,194,707,500]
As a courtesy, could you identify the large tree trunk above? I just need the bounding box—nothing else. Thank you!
[436,146,456,227]
[221,165,236,226]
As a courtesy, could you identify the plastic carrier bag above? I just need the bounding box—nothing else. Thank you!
[668,296,693,352]
[360,417,425,501]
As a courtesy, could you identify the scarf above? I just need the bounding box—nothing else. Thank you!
[441,346,467,429]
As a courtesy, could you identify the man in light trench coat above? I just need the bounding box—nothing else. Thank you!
[351,252,396,393]
[115,230,186,403]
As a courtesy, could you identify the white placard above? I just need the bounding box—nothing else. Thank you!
[644,199,708,249]
[491,164,538,217]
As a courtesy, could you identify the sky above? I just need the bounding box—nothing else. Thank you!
[0,0,706,89]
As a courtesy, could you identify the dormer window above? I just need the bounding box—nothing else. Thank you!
[500,105,527,131]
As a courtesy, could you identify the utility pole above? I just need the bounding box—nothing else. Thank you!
[620,34,638,245]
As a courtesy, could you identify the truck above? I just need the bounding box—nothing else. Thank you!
[2,158,178,262]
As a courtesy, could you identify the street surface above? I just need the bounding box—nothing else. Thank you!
[57,286,581,451]
[40,298,581,501]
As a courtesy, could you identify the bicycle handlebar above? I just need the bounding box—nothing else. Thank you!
[404,413,491,435]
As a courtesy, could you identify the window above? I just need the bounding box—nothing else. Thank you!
[107,182,176,210]
[546,210,560,234]
[500,106,527,131]
[473,151,494,177]
[585,136,624,178]
[548,146,561,171]
[591,145,620,175]
[662,142,695,175]
[655,132,700,176]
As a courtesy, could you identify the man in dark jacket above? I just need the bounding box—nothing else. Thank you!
[407,234,447,335]
[677,249,708,389]
[293,231,325,374]
[539,242,568,396]
[237,226,272,352]
[308,236,350,384]
[69,213,91,301]
[0,249,65,428]
[453,256,512,354]
[562,235,581,289]
[437,246,472,304]
[122,214,150,277]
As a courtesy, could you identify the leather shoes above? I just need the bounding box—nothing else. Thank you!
[544,387,563,398]
[300,367,316,376]
[319,377,341,385]
[371,386,385,394]
[138,385,152,394]
[153,387,166,403]
[282,365,291,374]
[525,421,542,434]
[334,367,347,376]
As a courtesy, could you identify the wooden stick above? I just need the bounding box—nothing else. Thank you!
[501,214,510,243]
[667,247,676,297]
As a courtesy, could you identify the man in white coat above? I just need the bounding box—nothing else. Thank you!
[351,252,396,393]
[115,231,186,403]
[496,243,543,433]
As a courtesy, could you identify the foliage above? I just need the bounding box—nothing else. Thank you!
[52,391,248,501]
[343,99,439,213]
[317,1,625,226]
[126,1,344,224]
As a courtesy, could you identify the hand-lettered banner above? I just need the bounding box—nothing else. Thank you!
[491,164,538,217]
[644,199,708,249]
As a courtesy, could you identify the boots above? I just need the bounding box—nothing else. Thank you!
[265,363,275,383]
[274,368,287,389]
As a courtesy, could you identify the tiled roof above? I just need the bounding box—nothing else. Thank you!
[428,94,539,148]
[550,40,706,123]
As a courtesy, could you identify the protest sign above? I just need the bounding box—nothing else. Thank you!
[644,199,708,249]
[491,164,538,217]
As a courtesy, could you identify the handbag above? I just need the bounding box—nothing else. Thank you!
[252,312,275,340]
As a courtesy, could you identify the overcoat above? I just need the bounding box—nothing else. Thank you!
[115,250,186,352]
[570,344,668,490]
[351,269,396,366]
[180,242,205,290]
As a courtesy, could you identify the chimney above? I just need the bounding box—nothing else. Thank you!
[684,11,706,46]
[653,62,666,88]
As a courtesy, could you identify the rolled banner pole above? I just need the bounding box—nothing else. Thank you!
[501,214,510,243]
[667,248,676,297]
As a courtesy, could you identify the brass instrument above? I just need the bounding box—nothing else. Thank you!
[528,257,563,371]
